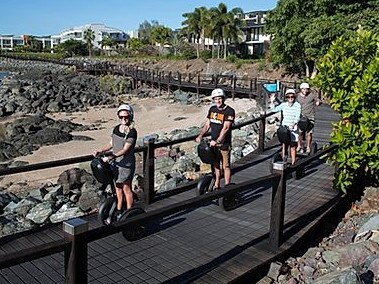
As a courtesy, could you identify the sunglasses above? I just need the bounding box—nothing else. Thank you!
[287,96,295,99]
[119,116,129,120]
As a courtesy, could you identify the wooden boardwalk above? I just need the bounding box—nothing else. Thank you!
[0,105,341,284]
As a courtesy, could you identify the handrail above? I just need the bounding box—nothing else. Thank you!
[0,112,275,176]
[155,111,275,148]
[287,143,337,173]
[0,146,146,177]
[0,239,68,269]
[0,173,278,270]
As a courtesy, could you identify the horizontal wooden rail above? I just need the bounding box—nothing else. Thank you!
[0,240,68,269]
[287,144,337,173]
[0,146,146,177]
[85,173,279,243]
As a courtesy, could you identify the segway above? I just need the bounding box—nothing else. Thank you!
[196,139,238,211]
[297,117,317,156]
[90,155,146,241]
[269,125,291,173]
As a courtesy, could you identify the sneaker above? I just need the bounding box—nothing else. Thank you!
[306,147,311,154]
[297,146,304,154]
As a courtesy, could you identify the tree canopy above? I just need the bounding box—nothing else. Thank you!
[314,27,379,192]
[266,0,379,77]
[181,3,243,59]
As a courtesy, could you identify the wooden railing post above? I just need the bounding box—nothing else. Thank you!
[232,75,236,101]
[196,74,200,99]
[64,218,88,284]
[258,111,266,153]
[168,71,172,94]
[269,163,287,251]
[158,72,161,96]
[178,72,182,90]
[143,137,156,204]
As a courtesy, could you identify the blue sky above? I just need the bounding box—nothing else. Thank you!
[0,0,278,36]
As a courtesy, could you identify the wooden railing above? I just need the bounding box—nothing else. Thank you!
[0,111,276,205]
[0,144,338,283]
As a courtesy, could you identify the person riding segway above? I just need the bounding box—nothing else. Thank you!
[269,89,301,172]
[195,88,238,210]
[92,104,146,241]
[296,82,321,154]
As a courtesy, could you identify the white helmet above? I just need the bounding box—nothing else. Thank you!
[211,88,225,99]
[117,104,134,121]
[300,82,310,89]
[285,89,296,96]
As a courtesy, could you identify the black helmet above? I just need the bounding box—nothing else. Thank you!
[298,117,311,132]
[277,125,291,144]
[90,157,114,184]
[197,140,218,165]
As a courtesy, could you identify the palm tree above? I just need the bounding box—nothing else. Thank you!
[83,28,95,57]
[223,8,244,59]
[100,36,116,56]
[210,3,243,59]
[182,7,208,58]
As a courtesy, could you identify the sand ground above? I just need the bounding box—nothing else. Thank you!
[1,97,258,190]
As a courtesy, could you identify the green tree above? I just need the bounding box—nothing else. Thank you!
[266,0,379,77]
[150,25,173,55]
[83,28,95,57]
[138,20,159,44]
[182,7,208,58]
[100,36,116,55]
[54,39,87,56]
[127,38,144,50]
[206,3,243,59]
[314,27,379,192]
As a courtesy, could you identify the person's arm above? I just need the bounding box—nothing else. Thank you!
[293,104,301,127]
[269,94,282,112]
[315,93,322,106]
[93,139,112,156]
[196,119,211,143]
[214,121,232,144]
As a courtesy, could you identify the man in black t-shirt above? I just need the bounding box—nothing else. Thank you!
[196,88,235,189]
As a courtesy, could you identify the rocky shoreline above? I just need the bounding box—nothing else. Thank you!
[259,186,379,284]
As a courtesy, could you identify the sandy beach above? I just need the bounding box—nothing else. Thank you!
[1,97,258,189]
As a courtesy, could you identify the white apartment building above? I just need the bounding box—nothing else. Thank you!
[59,23,129,48]
[0,23,129,51]
[0,34,57,51]
[238,11,270,55]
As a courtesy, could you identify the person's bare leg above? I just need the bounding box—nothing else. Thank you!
[290,146,296,165]
[297,131,303,150]
[282,144,286,160]
[307,132,313,149]
[214,164,221,189]
[224,166,231,185]
[115,184,123,211]
[122,182,133,209]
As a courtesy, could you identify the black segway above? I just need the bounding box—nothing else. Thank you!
[196,140,238,211]
[90,156,146,241]
[269,125,291,173]
[298,117,317,156]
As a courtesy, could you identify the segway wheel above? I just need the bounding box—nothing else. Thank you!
[98,196,115,225]
[269,152,283,173]
[120,207,146,241]
[219,194,238,211]
[196,174,214,196]
[310,142,317,155]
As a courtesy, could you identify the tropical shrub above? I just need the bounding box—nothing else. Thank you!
[314,28,379,192]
